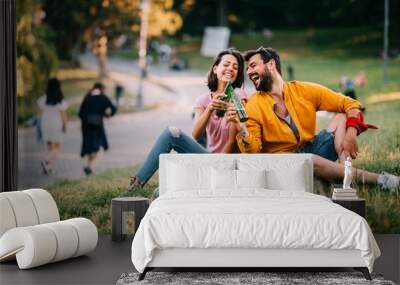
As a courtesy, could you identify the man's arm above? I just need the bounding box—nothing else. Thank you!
[225,103,263,153]
[306,82,362,160]
[306,82,361,113]
[341,108,367,160]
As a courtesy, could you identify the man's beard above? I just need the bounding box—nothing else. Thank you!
[254,69,273,92]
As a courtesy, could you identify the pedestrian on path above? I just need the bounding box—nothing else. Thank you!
[37,78,68,175]
[79,82,117,175]
[127,48,248,193]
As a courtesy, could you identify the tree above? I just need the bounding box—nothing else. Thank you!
[16,0,58,105]
[43,0,184,77]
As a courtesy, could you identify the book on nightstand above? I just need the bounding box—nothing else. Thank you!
[332,188,358,200]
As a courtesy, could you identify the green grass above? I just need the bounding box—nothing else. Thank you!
[47,166,158,234]
[49,28,400,234]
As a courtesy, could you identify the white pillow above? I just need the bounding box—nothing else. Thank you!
[237,158,309,192]
[236,169,267,189]
[211,169,267,191]
[167,162,210,191]
[211,168,236,190]
[167,159,236,192]
[266,166,307,192]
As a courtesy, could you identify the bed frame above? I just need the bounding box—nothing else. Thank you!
[137,154,373,281]
[139,248,371,280]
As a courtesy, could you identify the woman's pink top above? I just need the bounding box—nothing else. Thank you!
[194,88,247,153]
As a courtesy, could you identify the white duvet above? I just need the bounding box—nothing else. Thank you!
[131,190,380,273]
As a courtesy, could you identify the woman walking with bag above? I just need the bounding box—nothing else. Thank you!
[79,82,117,175]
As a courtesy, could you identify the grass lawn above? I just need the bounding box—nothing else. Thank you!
[48,166,158,234]
[49,28,399,234]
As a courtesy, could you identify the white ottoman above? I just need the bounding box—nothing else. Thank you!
[0,189,98,269]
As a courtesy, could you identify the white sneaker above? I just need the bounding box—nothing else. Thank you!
[378,172,400,191]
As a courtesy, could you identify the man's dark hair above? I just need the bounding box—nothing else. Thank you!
[207,48,245,92]
[244,47,282,75]
[93,82,105,91]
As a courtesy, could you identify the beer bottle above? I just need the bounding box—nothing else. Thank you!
[216,81,249,122]
[215,82,232,118]
[231,91,249,122]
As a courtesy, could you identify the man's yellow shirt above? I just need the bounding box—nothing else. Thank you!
[237,81,361,154]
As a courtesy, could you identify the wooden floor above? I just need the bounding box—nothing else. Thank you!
[0,235,133,285]
[0,234,398,285]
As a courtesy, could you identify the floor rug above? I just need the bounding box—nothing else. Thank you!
[116,271,395,285]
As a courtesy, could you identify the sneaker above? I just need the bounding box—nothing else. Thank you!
[40,160,51,175]
[378,172,400,191]
[84,166,93,176]
[127,176,144,192]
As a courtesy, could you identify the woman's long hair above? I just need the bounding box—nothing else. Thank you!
[46,78,64,105]
[207,48,245,92]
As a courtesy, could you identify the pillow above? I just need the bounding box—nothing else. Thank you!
[237,158,309,191]
[211,169,267,191]
[236,169,267,189]
[211,168,236,190]
[167,162,210,191]
[266,166,307,192]
[166,159,236,192]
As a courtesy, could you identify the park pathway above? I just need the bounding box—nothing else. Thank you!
[18,55,210,189]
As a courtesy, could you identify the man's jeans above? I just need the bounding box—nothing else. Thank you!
[135,127,209,184]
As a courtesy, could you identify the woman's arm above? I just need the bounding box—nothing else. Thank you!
[221,123,238,153]
[192,106,213,140]
[60,111,68,133]
[192,92,228,140]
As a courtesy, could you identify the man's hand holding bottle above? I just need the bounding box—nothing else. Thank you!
[225,102,249,138]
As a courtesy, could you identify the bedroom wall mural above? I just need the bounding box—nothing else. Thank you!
[16,0,399,234]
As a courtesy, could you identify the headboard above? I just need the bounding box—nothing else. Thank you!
[159,154,314,195]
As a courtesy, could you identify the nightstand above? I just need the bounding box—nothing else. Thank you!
[332,198,366,218]
[111,197,150,242]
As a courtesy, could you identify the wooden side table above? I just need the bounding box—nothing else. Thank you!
[332,198,366,218]
[111,197,149,242]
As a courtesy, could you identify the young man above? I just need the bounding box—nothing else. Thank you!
[227,47,399,190]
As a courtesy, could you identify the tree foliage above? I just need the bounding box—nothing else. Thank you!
[16,0,58,99]
[43,0,185,60]
[178,0,400,48]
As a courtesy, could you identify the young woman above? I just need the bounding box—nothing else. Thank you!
[127,48,247,192]
[37,78,68,175]
[79,82,117,175]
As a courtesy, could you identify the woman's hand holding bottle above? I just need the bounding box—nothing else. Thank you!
[206,92,229,113]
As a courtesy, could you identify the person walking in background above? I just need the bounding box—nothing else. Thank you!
[127,48,247,193]
[79,82,117,176]
[37,78,68,175]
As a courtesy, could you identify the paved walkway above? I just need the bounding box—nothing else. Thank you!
[18,55,210,189]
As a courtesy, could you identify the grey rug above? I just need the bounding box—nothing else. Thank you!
[116,271,396,285]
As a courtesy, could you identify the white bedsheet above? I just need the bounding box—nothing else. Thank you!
[131,190,380,273]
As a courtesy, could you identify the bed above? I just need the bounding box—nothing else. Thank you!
[131,154,380,280]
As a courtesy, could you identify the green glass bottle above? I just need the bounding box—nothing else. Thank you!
[230,90,249,122]
[216,81,248,122]
[215,82,233,118]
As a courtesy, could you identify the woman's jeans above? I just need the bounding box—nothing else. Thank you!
[135,127,209,184]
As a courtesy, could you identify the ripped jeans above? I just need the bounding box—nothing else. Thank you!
[135,126,209,184]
